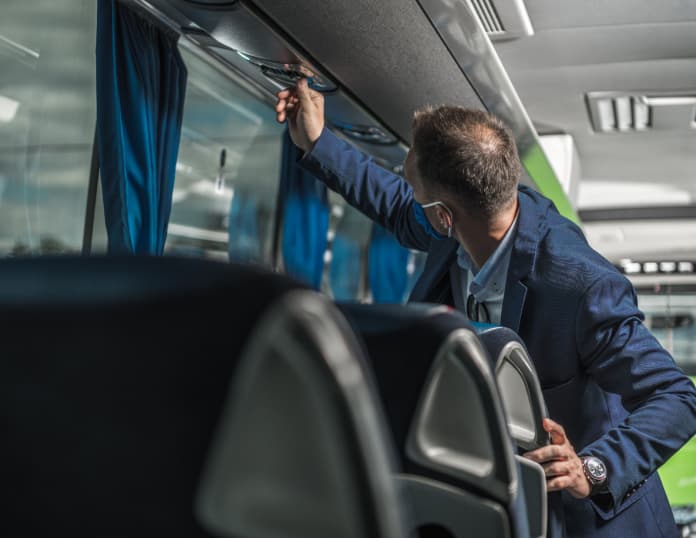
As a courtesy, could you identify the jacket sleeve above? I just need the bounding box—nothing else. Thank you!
[575,273,696,517]
[297,127,431,251]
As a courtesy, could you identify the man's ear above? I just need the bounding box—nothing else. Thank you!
[436,206,452,228]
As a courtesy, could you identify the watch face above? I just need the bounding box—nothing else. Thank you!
[585,457,607,482]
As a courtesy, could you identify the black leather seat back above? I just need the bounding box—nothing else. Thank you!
[196,291,405,538]
[0,256,403,537]
[339,303,521,538]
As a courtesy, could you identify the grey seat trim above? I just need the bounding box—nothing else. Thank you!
[515,455,547,538]
[196,290,404,538]
[406,328,518,505]
[396,474,511,538]
[495,341,550,451]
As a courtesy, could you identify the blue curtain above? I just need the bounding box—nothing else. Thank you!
[280,130,330,289]
[228,192,261,264]
[96,0,187,254]
[368,223,411,303]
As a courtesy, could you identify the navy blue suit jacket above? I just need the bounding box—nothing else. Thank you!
[300,128,696,537]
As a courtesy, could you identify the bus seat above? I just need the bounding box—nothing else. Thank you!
[0,256,402,538]
[339,303,527,538]
[516,456,548,538]
[474,324,549,538]
[196,290,405,538]
[473,325,550,451]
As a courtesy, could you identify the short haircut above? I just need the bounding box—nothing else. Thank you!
[411,105,521,219]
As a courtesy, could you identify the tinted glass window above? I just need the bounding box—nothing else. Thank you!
[324,193,371,301]
[0,0,96,255]
[165,45,284,263]
[638,288,696,376]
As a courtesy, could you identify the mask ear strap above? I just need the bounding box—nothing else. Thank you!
[437,205,454,238]
[422,200,455,238]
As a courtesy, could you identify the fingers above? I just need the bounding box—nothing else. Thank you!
[547,476,573,492]
[296,77,321,108]
[523,444,567,464]
[275,94,299,123]
[543,460,571,478]
[543,417,567,445]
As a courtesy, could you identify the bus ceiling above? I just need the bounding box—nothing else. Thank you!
[129,0,580,224]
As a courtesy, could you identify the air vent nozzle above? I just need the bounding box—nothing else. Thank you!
[471,0,505,35]
[469,0,533,41]
[587,91,696,133]
[331,121,397,145]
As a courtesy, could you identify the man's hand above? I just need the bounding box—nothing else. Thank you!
[275,78,325,153]
[523,418,591,499]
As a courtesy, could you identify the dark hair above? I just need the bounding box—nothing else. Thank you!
[411,105,521,219]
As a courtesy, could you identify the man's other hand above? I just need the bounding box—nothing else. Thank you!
[275,78,325,153]
[523,418,591,499]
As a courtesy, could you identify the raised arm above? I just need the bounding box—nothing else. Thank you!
[275,80,431,251]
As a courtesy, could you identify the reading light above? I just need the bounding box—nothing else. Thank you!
[331,120,397,145]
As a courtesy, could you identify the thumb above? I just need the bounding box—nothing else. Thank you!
[543,418,567,445]
[296,78,317,108]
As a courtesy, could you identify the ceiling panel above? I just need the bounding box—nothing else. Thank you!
[496,23,696,69]
[524,0,696,30]
[243,0,484,144]
[584,220,696,262]
[492,54,696,191]
[491,1,696,261]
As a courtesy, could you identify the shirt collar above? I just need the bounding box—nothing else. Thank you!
[456,212,519,299]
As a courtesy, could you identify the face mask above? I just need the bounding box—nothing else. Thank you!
[413,201,452,240]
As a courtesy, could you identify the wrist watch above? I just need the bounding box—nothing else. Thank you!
[581,456,608,496]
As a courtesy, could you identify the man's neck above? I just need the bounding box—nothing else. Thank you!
[454,199,518,270]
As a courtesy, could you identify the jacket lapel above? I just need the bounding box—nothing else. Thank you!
[501,280,527,333]
[501,186,549,333]
[408,238,458,303]
[409,186,551,329]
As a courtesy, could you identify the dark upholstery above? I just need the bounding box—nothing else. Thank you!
[339,303,526,537]
[338,303,467,465]
[0,256,307,537]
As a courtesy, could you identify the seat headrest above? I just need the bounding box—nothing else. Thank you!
[338,303,517,504]
[0,255,309,536]
[197,291,405,538]
[474,324,549,451]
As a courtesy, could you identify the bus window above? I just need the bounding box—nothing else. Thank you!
[165,45,284,263]
[639,286,696,516]
[638,287,696,376]
[0,0,97,256]
[324,192,372,301]
[322,183,426,304]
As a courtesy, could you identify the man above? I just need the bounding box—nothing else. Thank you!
[275,79,696,537]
